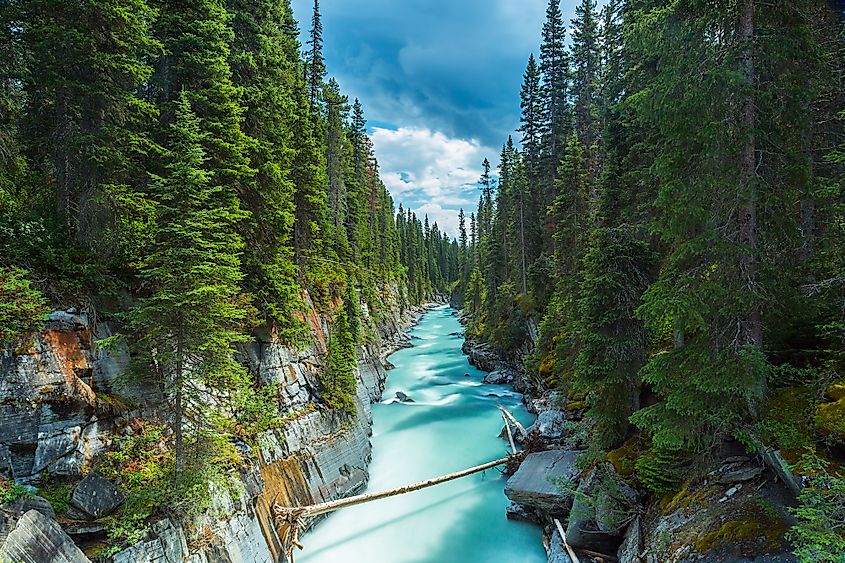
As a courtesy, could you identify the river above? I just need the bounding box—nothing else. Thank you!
[299,305,547,563]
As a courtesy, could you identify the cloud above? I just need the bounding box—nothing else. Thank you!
[289,1,608,236]
[292,0,552,147]
[370,126,495,239]
[292,0,610,147]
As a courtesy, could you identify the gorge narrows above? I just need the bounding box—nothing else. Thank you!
[300,306,547,563]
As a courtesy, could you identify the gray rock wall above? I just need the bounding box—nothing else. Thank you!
[1,289,428,562]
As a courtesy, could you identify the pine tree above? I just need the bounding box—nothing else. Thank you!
[518,53,546,288]
[18,0,159,252]
[133,93,250,471]
[324,78,351,259]
[290,69,329,272]
[519,54,543,179]
[227,0,301,336]
[539,0,571,187]
[153,0,254,207]
[305,0,326,119]
[571,0,600,154]
[629,0,767,459]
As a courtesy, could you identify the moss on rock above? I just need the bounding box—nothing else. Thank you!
[693,512,788,554]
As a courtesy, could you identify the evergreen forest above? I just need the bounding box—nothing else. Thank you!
[1,0,845,560]
[457,0,845,559]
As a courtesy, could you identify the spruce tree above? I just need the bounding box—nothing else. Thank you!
[18,0,159,252]
[305,0,326,119]
[519,54,543,181]
[133,93,250,471]
[539,0,571,187]
[290,70,329,272]
[571,0,600,154]
[324,78,351,259]
[629,0,767,461]
[518,54,546,287]
[227,0,301,336]
[153,0,254,208]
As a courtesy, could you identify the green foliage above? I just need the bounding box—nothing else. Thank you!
[0,266,48,347]
[99,419,239,554]
[98,421,175,552]
[230,383,286,440]
[228,0,303,339]
[16,0,160,251]
[788,451,845,562]
[131,93,252,470]
[635,446,687,495]
[758,380,820,462]
[321,301,358,412]
[0,211,115,298]
[0,478,31,504]
[38,481,71,513]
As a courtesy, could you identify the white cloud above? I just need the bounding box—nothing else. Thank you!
[370,126,495,239]
[415,202,462,240]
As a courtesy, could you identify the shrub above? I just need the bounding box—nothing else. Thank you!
[788,451,845,562]
[0,266,48,347]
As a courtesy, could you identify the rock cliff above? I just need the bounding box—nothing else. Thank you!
[0,292,430,561]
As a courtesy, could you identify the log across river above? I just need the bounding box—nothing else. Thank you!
[296,305,547,562]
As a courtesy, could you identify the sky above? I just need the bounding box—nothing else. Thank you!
[290,0,593,238]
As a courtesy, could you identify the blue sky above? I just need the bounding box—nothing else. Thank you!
[291,0,594,237]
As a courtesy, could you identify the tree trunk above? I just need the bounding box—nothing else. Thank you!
[520,196,527,294]
[738,0,761,349]
[174,335,184,473]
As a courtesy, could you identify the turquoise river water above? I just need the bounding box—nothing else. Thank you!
[300,305,547,563]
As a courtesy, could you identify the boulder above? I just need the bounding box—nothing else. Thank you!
[504,450,580,517]
[0,494,56,543]
[112,518,187,563]
[70,471,124,519]
[716,460,764,484]
[566,462,638,554]
[0,509,91,563]
[617,516,642,563]
[483,369,514,385]
[528,410,566,441]
[505,501,535,522]
[395,391,414,403]
[46,310,87,328]
[463,340,503,372]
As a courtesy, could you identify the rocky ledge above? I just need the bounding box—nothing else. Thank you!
[0,293,438,562]
[466,329,800,563]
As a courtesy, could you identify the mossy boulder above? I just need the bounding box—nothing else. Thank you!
[639,462,794,561]
[816,385,845,445]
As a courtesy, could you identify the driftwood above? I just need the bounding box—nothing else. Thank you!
[502,414,517,454]
[274,455,517,561]
[554,518,581,563]
[498,404,528,439]
[553,518,620,563]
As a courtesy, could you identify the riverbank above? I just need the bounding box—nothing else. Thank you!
[299,305,546,563]
[461,329,802,563]
[0,293,442,563]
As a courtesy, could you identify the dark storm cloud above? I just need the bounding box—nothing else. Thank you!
[291,0,552,148]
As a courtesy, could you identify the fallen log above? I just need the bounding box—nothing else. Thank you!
[503,414,517,454]
[276,455,512,520]
[554,518,581,563]
[498,404,528,439]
